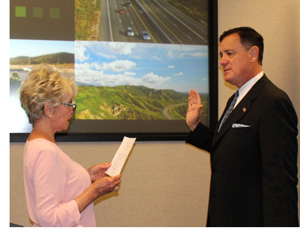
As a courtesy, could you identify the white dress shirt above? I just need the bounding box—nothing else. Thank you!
[234,71,264,108]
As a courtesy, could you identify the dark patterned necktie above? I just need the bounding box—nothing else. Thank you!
[218,90,239,132]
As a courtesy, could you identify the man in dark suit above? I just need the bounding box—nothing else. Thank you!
[186,27,298,227]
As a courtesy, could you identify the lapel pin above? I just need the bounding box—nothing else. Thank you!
[243,107,246,112]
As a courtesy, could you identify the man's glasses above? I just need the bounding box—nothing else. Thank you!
[61,102,77,113]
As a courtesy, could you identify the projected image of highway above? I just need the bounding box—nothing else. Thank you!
[101,0,208,45]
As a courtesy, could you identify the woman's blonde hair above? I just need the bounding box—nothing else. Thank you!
[20,65,78,124]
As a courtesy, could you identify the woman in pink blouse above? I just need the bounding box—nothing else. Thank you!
[20,65,121,227]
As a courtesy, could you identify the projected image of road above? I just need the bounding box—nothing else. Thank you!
[101,0,208,45]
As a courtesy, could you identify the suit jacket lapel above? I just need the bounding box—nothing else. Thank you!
[212,75,270,147]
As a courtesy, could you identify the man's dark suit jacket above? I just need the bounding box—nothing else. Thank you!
[187,75,299,227]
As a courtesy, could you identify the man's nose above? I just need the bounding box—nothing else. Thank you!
[220,55,227,66]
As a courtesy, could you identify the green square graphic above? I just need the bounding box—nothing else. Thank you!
[49,8,60,19]
[15,6,26,17]
[33,7,43,18]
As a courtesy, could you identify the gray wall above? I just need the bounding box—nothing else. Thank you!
[10,0,300,227]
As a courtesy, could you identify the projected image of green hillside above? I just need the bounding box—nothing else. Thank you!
[75,85,208,121]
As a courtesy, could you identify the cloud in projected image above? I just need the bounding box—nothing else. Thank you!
[75,41,208,93]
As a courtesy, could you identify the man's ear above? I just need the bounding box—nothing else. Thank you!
[249,46,259,63]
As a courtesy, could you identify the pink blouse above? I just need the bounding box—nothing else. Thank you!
[23,139,96,227]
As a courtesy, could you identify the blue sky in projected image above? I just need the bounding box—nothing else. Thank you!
[75,42,208,93]
[10,39,74,58]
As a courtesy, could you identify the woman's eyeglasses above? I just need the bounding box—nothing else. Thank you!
[61,102,77,113]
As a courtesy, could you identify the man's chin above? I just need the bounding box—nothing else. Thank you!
[224,76,233,84]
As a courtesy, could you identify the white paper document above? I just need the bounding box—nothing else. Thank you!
[105,136,136,177]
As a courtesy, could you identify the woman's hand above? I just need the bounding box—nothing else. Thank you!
[75,174,121,213]
[92,175,122,198]
[88,163,111,183]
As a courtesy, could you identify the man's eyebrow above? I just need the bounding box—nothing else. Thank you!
[220,49,235,54]
[223,49,235,53]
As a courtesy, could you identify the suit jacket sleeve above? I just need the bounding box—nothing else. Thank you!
[259,93,298,226]
[186,122,214,153]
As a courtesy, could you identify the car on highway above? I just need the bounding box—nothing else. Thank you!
[126,27,134,36]
[124,2,131,7]
[119,9,125,14]
[141,31,151,40]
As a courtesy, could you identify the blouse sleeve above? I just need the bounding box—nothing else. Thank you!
[32,148,81,227]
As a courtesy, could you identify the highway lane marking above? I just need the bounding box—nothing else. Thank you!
[154,0,207,42]
[131,1,157,43]
[106,0,114,41]
[141,0,184,44]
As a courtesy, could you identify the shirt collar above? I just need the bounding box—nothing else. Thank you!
[234,71,264,108]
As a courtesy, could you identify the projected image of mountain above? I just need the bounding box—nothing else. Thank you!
[76,84,208,121]
[10,52,74,66]
[75,41,209,122]
[9,39,75,132]
[10,40,75,102]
